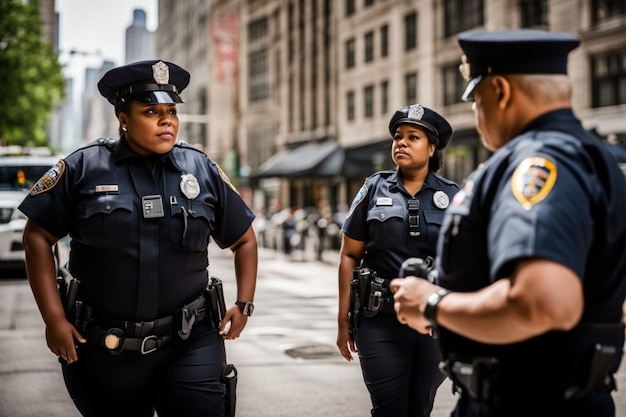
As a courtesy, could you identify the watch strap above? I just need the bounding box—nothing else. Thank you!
[235,301,254,316]
[424,289,450,328]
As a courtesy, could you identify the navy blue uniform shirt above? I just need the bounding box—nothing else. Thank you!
[19,138,255,322]
[342,169,459,280]
[436,109,626,375]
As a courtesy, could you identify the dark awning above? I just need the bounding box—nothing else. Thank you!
[255,141,341,178]
[342,139,393,178]
[253,139,395,179]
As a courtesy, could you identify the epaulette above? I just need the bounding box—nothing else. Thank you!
[174,141,207,156]
[367,170,395,180]
[434,175,458,186]
[94,138,119,150]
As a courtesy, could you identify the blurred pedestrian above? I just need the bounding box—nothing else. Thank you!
[337,104,460,416]
[20,60,257,417]
[391,29,626,417]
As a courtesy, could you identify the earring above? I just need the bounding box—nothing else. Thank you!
[122,126,127,132]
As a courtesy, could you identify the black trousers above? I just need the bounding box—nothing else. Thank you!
[356,311,445,417]
[62,322,226,417]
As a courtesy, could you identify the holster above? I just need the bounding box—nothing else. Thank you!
[443,357,500,401]
[348,267,376,339]
[223,364,238,417]
[205,276,227,328]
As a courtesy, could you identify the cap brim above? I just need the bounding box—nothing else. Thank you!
[461,75,484,102]
[125,91,184,104]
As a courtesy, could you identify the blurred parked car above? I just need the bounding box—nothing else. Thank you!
[0,155,60,269]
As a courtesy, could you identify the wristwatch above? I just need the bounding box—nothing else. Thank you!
[235,301,255,316]
[424,289,450,329]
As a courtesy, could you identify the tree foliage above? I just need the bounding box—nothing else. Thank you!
[0,0,65,146]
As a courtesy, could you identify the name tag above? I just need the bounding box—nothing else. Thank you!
[95,185,119,193]
[376,197,393,206]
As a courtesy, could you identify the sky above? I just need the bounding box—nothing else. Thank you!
[56,0,158,82]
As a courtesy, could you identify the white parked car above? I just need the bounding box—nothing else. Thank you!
[0,155,61,269]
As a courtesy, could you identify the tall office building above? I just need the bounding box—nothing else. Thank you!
[125,9,155,64]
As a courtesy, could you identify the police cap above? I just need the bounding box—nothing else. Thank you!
[388,104,453,150]
[98,60,190,105]
[457,29,580,101]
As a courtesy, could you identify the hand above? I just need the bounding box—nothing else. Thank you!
[45,319,86,364]
[336,321,358,361]
[390,276,438,334]
[219,305,248,340]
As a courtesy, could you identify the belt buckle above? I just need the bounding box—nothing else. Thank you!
[141,335,158,355]
[105,328,124,355]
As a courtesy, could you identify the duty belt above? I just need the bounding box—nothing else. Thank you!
[88,294,210,355]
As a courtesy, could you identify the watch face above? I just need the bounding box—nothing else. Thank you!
[245,303,254,316]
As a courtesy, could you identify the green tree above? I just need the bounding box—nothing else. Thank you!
[0,0,65,146]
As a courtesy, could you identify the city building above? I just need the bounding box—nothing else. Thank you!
[125,9,155,64]
[151,0,626,213]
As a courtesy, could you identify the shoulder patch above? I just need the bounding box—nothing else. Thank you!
[511,156,557,210]
[346,181,368,219]
[217,164,240,195]
[29,160,66,195]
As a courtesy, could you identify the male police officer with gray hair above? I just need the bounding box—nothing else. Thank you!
[391,29,626,417]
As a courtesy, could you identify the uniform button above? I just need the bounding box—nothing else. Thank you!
[380,213,385,219]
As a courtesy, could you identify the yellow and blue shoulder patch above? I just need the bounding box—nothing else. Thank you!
[217,164,240,195]
[511,156,557,210]
[346,181,368,219]
[29,160,66,196]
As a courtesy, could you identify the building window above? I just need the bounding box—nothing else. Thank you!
[444,0,484,38]
[364,85,374,118]
[380,24,388,57]
[347,90,355,121]
[346,0,356,16]
[249,49,269,102]
[520,0,548,27]
[592,0,626,23]
[364,31,374,63]
[442,64,465,106]
[380,80,389,114]
[248,16,268,43]
[346,38,356,68]
[404,12,417,51]
[405,72,417,104]
[591,50,626,108]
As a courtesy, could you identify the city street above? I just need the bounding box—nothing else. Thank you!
[0,244,624,417]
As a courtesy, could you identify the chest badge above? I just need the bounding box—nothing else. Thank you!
[433,191,449,209]
[180,174,200,200]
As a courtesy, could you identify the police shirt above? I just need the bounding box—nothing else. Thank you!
[19,138,255,322]
[436,109,626,385]
[342,169,459,280]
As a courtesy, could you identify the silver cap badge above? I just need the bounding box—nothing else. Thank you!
[152,61,170,85]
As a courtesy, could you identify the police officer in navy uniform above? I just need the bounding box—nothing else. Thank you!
[337,104,460,416]
[391,30,626,417]
[20,60,258,417]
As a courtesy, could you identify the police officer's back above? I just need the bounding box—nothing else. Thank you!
[391,30,626,417]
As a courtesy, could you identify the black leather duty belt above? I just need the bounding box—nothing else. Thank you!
[88,294,209,355]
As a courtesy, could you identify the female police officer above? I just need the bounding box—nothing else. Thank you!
[337,104,459,416]
[19,60,257,417]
